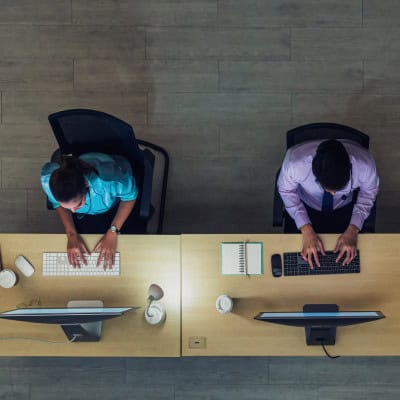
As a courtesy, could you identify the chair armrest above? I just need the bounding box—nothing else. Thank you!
[46,149,61,210]
[136,139,169,234]
[139,150,154,220]
[273,194,284,227]
[273,168,284,227]
[50,148,61,162]
[46,198,55,210]
[362,201,377,233]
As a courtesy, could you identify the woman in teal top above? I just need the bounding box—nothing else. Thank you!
[41,152,138,269]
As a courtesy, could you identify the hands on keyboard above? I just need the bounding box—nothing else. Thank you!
[43,252,120,276]
[284,251,360,276]
[300,225,358,269]
[76,253,117,270]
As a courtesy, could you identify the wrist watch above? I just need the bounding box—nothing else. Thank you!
[110,225,120,234]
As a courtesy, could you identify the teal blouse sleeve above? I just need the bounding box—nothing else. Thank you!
[109,172,138,202]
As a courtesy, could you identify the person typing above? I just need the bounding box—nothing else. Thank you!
[277,139,379,269]
[41,153,138,270]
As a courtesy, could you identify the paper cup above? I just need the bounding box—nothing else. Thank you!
[0,269,18,288]
[216,295,234,314]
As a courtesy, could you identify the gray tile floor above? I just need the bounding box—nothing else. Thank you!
[0,1,400,399]
[1,356,400,399]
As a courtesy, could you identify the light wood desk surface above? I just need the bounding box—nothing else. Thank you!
[0,234,181,357]
[181,234,400,356]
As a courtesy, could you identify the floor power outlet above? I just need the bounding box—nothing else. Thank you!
[188,337,207,349]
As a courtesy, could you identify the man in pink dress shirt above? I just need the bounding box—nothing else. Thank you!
[277,139,379,269]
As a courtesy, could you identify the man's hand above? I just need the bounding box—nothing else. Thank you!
[334,224,359,265]
[93,230,118,270]
[67,233,90,268]
[300,224,326,269]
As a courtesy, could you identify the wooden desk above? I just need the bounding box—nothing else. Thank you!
[181,234,400,356]
[0,234,180,357]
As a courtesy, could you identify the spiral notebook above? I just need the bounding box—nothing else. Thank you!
[221,242,263,275]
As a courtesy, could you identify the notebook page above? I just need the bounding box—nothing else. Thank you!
[246,243,263,275]
[221,242,263,275]
[221,243,242,274]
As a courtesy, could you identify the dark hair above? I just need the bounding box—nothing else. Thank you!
[312,139,351,191]
[49,155,97,202]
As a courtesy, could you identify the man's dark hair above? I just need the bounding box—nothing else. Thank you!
[312,139,351,191]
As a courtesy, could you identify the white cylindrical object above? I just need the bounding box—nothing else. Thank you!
[145,303,166,325]
[216,295,234,314]
[0,269,18,288]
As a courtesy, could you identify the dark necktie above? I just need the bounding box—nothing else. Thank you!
[322,191,334,213]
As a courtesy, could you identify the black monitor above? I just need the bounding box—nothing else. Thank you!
[254,304,385,345]
[0,302,138,342]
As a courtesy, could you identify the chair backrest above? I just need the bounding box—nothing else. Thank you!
[48,109,145,169]
[47,109,170,234]
[287,123,370,150]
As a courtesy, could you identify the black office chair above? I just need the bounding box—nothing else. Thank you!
[46,109,169,234]
[273,122,376,233]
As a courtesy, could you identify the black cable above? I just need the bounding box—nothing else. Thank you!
[321,342,340,359]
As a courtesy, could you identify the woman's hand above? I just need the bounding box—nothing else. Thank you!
[67,233,90,268]
[94,230,118,270]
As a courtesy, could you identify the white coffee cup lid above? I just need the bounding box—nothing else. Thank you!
[216,295,233,313]
[0,269,17,288]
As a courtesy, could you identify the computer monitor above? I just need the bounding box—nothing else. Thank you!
[254,304,385,345]
[0,300,139,342]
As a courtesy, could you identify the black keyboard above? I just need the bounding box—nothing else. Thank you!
[283,251,360,276]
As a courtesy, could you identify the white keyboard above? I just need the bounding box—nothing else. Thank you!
[42,252,120,276]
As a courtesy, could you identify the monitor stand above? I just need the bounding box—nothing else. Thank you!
[303,304,338,346]
[61,300,103,342]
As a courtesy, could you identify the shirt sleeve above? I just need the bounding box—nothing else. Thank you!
[277,151,311,229]
[350,155,380,230]
[109,170,139,202]
[40,162,60,209]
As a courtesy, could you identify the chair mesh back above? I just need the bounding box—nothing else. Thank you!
[287,123,370,150]
[49,111,144,167]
